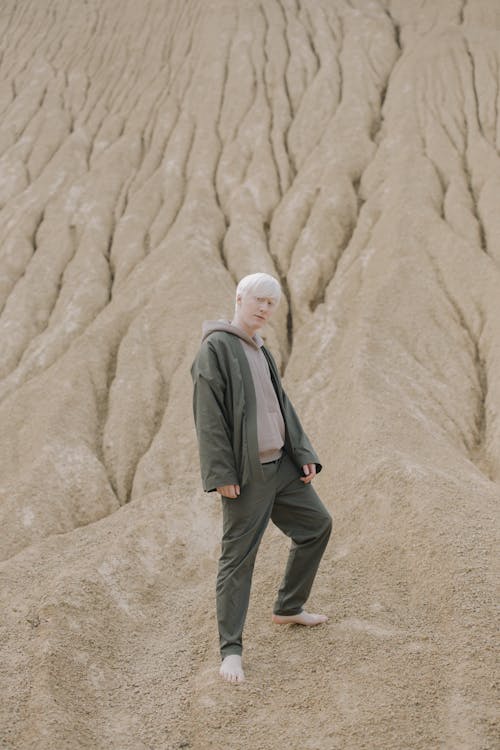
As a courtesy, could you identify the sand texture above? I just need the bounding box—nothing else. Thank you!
[0,1,498,748]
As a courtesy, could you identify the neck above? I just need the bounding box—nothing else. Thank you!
[231,316,257,338]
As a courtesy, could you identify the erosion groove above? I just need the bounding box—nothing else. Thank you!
[0,2,498,749]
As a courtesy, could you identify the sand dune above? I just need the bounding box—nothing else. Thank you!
[0,1,498,748]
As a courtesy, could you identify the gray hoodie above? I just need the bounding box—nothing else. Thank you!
[201,320,285,463]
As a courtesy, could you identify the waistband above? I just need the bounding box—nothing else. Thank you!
[261,450,285,466]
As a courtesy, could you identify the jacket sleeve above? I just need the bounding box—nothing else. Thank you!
[190,341,239,492]
[280,387,323,473]
[263,347,322,474]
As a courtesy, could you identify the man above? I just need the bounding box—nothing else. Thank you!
[190,272,332,684]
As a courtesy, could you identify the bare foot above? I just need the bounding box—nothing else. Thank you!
[219,654,245,684]
[272,610,328,626]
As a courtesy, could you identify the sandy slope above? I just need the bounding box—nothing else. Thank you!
[0,1,498,748]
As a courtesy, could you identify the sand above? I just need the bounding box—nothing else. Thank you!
[0,1,498,748]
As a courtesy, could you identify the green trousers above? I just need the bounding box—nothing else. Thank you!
[216,450,332,659]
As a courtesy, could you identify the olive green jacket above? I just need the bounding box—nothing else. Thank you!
[190,328,322,493]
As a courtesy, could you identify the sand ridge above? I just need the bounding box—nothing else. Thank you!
[0,1,498,748]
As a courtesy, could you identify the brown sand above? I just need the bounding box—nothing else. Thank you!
[0,1,498,748]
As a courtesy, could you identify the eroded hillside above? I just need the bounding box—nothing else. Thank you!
[0,2,498,749]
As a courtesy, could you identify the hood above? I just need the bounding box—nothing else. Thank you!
[201,319,263,350]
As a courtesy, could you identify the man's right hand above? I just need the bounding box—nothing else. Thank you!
[217,484,241,499]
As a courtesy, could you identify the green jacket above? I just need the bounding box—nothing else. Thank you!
[190,323,322,493]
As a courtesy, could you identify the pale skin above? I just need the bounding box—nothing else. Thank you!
[216,287,327,685]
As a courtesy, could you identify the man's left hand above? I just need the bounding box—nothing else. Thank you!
[300,463,316,483]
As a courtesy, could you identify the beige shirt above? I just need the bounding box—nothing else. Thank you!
[237,336,285,463]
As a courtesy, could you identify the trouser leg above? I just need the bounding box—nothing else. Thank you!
[216,467,276,659]
[271,452,332,616]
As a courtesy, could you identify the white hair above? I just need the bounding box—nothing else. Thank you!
[235,272,282,304]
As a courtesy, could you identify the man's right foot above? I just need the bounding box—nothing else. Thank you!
[219,654,245,684]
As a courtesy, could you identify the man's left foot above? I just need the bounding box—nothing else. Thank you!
[272,611,328,626]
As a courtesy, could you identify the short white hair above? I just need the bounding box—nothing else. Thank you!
[235,272,282,304]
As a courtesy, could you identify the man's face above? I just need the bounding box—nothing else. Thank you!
[235,291,278,333]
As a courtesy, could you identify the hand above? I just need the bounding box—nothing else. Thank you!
[217,484,241,499]
[300,463,316,484]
